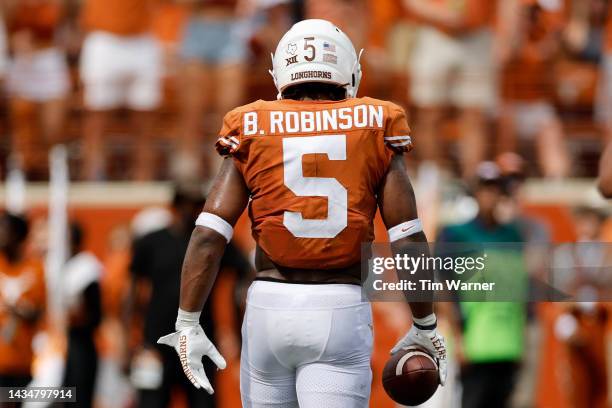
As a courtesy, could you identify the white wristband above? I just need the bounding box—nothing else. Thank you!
[388,219,423,242]
[195,212,233,243]
[176,308,201,331]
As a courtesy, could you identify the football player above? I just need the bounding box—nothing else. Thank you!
[158,19,447,407]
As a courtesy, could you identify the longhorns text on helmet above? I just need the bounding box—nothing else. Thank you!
[269,19,364,99]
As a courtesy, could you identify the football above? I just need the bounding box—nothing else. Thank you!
[382,347,439,406]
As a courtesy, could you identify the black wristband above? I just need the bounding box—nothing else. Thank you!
[413,320,437,331]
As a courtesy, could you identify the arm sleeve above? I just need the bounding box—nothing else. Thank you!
[215,109,242,157]
[384,104,413,154]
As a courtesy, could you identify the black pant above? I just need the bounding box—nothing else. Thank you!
[0,374,32,408]
[137,347,216,408]
[62,336,98,408]
[461,362,519,408]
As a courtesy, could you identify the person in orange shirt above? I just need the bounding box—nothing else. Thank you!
[79,0,163,180]
[3,0,70,179]
[174,0,250,180]
[565,0,612,194]
[0,213,45,408]
[597,0,612,142]
[599,140,612,197]
[499,0,570,178]
[556,303,609,408]
[304,0,367,50]
[405,0,520,179]
[0,9,7,81]
[552,206,610,408]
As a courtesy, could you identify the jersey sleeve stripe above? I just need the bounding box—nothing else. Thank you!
[217,137,238,149]
[384,135,412,141]
[389,140,412,147]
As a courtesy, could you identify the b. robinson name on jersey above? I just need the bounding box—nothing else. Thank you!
[242,105,385,135]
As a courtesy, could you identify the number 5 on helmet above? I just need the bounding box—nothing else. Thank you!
[268,19,363,100]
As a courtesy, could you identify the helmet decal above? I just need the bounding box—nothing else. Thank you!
[270,19,363,98]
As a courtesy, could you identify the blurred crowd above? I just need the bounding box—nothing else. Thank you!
[0,184,255,408]
[0,0,609,181]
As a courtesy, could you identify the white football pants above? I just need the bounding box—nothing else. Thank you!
[240,280,373,408]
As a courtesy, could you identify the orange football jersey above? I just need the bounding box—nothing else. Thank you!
[216,97,411,269]
[0,255,46,375]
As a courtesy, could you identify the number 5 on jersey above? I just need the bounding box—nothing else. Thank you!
[282,135,348,239]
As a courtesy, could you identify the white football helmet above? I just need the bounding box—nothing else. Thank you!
[270,19,363,99]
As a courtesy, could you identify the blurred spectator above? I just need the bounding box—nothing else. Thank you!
[246,0,294,101]
[405,0,519,179]
[566,0,611,145]
[573,205,609,243]
[553,206,611,295]
[4,0,70,179]
[555,302,609,408]
[497,152,552,244]
[556,0,605,118]
[80,0,163,180]
[438,162,526,408]
[363,0,416,104]
[101,225,133,319]
[552,206,610,408]
[564,0,608,61]
[499,0,570,178]
[249,0,294,60]
[305,0,367,50]
[0,213,45,408]
[174,0,249,180]
[95,224,134,408]
[127,185,251,408]
[496,152,550,408]
[595,0,612,141]
[599,140,612,197]
[61,222,102,408]
[0,9,7,81]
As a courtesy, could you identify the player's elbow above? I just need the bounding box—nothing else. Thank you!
[187,227,227,276]
[190,226,228,253]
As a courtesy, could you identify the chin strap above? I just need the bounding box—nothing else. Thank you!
[268,53,282,100]
[348,49,364,98]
